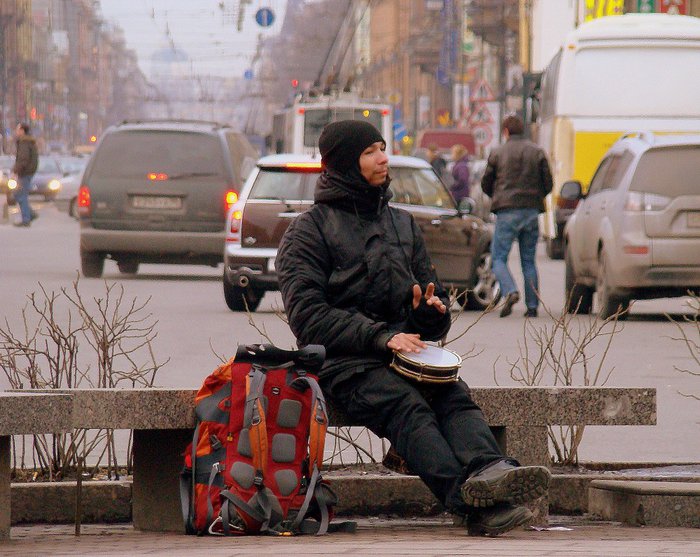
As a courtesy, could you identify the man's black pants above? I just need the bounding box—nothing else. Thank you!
[322,365,504,515]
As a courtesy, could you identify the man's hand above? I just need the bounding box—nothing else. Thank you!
[412,282,447,314]
[387,332,426,353]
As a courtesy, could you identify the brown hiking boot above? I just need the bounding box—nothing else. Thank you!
[466,503,533,536]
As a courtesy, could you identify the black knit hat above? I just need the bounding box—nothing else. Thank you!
[318,120,386,174]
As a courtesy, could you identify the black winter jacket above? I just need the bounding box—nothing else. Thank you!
[277,169,451,381]
[481,135,553,213]
[13,135,38,176]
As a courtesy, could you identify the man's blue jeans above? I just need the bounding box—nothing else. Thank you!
[14,174,34,224]
[491,208,541,311]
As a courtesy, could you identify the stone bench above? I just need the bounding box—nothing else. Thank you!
[4,386,656,533]
[588,479,700,528]
[0,393,74,539]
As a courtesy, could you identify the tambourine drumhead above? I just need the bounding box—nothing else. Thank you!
[390,345,462,383]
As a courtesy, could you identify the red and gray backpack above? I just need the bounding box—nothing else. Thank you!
[180,344,354,536]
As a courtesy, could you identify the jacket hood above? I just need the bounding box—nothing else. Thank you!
[314,168,392,216]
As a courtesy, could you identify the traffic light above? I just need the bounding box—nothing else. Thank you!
[291,79,299,88]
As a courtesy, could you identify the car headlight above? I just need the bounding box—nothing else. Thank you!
[7,178,17,190]
[48,179,61,191]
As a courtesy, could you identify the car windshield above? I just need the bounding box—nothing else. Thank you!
[249,168,320,200]
[89,131,226,179]
[391,167,455,209]
[38,158,61,174]
[303,108,383,148]
[630,146,700,197]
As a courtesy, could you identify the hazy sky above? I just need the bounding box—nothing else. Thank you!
[98,0,287,79]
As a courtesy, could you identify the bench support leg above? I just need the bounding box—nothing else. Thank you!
[132,428,191,532]
[505,425,550,525]
[0,436,10,539]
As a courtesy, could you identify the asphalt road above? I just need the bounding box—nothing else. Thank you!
[1,203,699,464]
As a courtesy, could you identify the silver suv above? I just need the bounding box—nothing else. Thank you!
[78,120,258,277]
[223,154,500,312]
[563,132,700,319]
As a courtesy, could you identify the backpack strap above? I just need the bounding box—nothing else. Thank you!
[245,366,269,481]
[179,422,201,532]
[290,375,328,473]
[219,489,268,534]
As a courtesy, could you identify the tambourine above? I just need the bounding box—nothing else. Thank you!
[390,344,462,384]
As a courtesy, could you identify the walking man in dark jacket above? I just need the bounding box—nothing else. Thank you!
[12,122,39,227]
[481,116,553,318]
[277,120,550,536]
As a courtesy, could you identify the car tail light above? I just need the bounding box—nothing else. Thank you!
[625,191,671,212]
[77,185,91,215]
[227,208,243,243]
[225,189,239,212]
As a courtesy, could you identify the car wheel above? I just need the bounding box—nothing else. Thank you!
[223,273,262,312]
[564,245,593,314]
[464,251,501,311]
[117,259,139,274]
[595,250,629,320]
[546,236,565,260]
[81,249,104,278]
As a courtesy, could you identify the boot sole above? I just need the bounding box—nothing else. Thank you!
[467,506,533,537]
[461,466,551,508]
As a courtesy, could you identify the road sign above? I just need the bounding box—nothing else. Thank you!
[658,0,688,14]
[255,8,275,27]
[470,79,495,102]
[468,102,494,126]
[472,123,493,147]
[243,69,253,80]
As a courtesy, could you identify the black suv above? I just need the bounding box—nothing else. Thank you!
[78,120,258,277]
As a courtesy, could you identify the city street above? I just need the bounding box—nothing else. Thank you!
[1,203,699,464]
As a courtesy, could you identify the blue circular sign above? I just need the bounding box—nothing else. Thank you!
[243,69,253,80]
[255,8,275,27]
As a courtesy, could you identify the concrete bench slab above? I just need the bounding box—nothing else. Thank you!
[589,479,700,527]
[6,386,656,533]
[0,393,74,540]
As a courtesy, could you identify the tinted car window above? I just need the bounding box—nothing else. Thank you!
[601,152,634,190]
[249,168,320,200]
[630,146,700,197]
[226,132,258,181]
[90,131,226,179]
[587,156,613,196]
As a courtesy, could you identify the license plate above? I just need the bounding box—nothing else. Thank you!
[688,212,700,228]
[131,195,182,210]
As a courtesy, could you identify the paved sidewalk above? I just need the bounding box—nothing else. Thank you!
[4,516,700,557]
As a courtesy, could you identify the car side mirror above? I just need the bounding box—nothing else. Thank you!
[457,197,474,215]
[560,180,583,200]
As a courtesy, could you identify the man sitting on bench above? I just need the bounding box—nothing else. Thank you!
[276,120,550,536]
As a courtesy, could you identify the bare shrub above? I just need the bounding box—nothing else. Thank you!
[666,292,700,401]
[492,297,624,465]
[0,276,168,479]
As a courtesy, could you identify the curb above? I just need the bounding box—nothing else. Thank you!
[11,471,700,526]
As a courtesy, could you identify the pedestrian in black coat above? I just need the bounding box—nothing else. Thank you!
[277,119,550,536]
